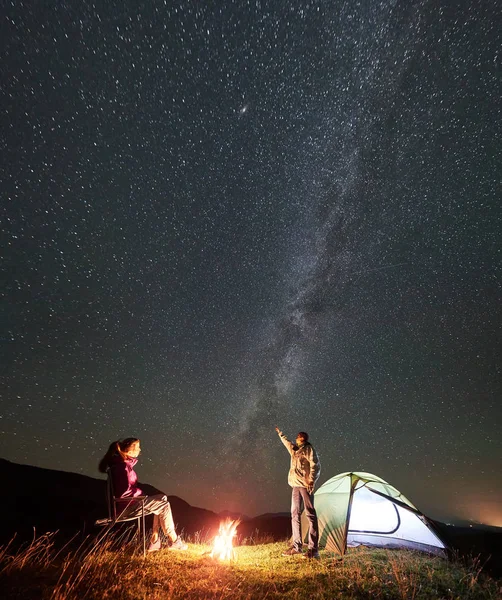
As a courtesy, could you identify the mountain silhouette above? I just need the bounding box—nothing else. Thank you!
[0,458,289,544]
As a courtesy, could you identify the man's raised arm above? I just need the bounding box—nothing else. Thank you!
[275,426,294,456]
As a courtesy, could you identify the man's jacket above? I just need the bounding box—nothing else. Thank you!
[278,431,321,489]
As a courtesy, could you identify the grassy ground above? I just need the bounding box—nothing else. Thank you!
[0,531,500,599]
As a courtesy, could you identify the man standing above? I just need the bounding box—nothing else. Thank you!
[275,426,321,558]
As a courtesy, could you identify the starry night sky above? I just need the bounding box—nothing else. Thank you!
[1,1,501,525]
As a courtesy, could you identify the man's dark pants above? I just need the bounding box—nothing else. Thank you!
[291,486,319,551]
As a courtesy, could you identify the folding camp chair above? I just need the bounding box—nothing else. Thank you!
[95,469,148,556]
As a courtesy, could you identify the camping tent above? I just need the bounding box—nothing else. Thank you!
[303,472,447,555]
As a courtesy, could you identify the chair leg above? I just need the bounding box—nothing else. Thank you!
[136,514,145,557]
[141,505,146,557]
[136,517,143,557]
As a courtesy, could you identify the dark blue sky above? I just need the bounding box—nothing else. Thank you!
[1,0,500,524]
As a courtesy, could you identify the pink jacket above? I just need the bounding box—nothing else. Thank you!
[109,456,144,498]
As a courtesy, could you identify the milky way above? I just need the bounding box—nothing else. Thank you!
[2,1,501,522]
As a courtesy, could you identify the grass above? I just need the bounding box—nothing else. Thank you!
[0,529,500,599]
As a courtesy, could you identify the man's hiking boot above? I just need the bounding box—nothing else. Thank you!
[302,549,320,559]
[282,547,302,556]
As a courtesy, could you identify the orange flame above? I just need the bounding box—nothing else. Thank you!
[210,519,239,560]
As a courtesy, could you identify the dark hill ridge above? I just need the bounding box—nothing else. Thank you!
[0,458,289,543]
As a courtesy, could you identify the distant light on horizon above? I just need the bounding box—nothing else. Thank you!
[452,498,502,528]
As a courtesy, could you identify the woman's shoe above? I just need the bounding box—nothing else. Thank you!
[170,537,188,550]
[147,538,162,552]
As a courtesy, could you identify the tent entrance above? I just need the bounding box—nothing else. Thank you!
[348,485,401,535]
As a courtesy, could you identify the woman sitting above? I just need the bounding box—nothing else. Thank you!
[99,437,187,552]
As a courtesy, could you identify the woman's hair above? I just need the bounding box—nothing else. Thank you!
[98,437,139,473]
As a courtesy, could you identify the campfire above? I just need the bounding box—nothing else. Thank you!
[210,519,239,560]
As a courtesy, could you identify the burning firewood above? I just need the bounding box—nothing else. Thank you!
[210,519,240,561]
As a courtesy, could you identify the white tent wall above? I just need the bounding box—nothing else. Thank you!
[347,485,446,554]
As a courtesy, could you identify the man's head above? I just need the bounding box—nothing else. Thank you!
[296,431,309,445]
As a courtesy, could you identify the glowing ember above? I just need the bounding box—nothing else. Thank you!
[210,519,239,560]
